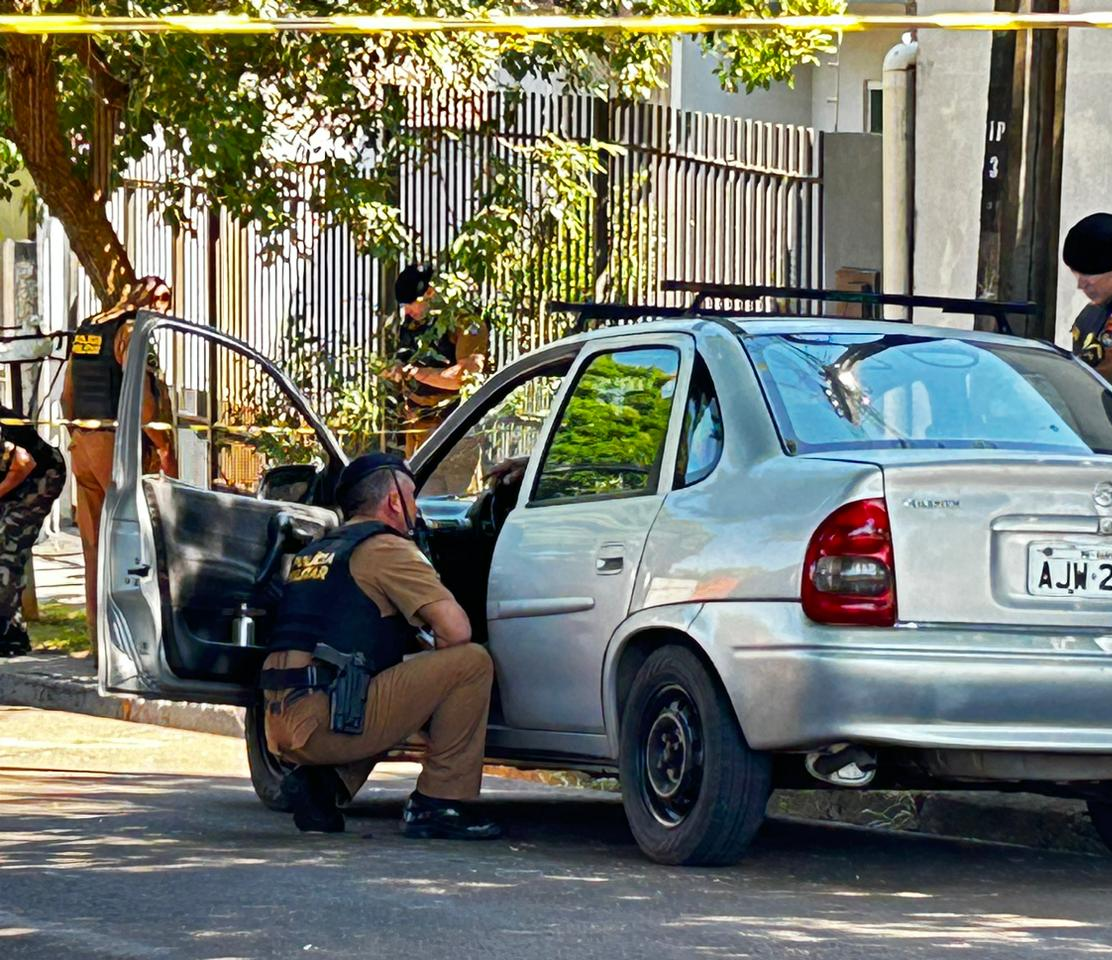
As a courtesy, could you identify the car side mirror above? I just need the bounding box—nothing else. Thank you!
[257,463,323,505]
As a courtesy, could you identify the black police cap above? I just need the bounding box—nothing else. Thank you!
[394,264,434,305]
[335,453,414,505]
[1063,213,1112,276]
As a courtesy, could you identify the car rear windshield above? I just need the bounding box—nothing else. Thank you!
[743,332,1112,455]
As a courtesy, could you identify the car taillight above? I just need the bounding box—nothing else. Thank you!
[802,498,896,627]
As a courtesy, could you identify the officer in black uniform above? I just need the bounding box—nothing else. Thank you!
[260,452,499,839]
[1064,213,1112,379]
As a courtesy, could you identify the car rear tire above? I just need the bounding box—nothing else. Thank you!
[245,702,293,812]
[619,645,772,866]
[1087,799,1112,854]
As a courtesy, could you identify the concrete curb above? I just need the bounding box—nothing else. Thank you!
[0,661,244,739]
[768,787,1107,857]
[489,768,1109,858]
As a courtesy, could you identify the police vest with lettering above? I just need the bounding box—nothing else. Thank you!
[71,314,129,421]
[268,521,416,676]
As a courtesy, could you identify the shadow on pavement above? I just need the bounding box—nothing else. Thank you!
[4,768,1112,959]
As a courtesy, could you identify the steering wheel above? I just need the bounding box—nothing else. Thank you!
[466,474,524,537]
[466,488,498,537]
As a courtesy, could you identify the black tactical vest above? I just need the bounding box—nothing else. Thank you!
[268,521,416,676]
[71,314,129,421]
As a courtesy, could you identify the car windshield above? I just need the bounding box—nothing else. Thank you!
[743,332,1112,456]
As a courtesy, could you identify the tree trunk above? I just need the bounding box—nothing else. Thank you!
[5,36,134,305]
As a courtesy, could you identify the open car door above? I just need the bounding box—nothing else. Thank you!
[99,312,347,705]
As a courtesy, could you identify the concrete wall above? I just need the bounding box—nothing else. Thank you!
[1055,4,1112,347]
[823,133,884,283]
[0,184,33,242]
[911,0,994,328]
[673,13,902,135]
[675,38,815,127]
[910,0,1112,340]
[811,30,904,133]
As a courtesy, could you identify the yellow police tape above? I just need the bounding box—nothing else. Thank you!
[0,415,424,438]
[0,12,1109,35]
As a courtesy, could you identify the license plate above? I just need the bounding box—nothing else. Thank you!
[1028,543,1112,597]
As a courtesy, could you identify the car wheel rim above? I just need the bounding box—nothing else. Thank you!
[640,684,704,827]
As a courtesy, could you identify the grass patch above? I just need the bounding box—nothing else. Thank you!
[28,601,89,653]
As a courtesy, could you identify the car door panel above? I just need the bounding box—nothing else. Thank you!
[487,496,666,732]
[486,335,693,734]
[101,313,346,704]
[144,476,338,683]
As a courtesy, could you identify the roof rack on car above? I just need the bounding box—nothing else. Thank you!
[548,284,1040,337]
[662,281,1041,337]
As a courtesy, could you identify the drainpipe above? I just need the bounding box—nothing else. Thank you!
[882,36,918,321]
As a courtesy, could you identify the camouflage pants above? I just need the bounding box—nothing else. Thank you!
[0,455,66,622]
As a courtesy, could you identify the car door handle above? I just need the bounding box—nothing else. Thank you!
[596,544,625,575]
[127,563,151,577]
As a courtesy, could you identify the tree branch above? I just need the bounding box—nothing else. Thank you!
[5,35,134,303]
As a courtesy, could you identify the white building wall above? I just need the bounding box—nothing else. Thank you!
[811,29,902,133]
[674,37,815,127]
[0,184,33,242]
[673,8,903,135]
[911,0,994,328]
[1055,3,1112,347]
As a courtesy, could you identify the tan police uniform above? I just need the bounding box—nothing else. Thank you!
[263,529,493,801]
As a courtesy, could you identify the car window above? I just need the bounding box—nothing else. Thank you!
[674,355,723,488]
[744,332,1112,455]
[420,369,567,498]
[533,347,679,504]
[150,327,335,495]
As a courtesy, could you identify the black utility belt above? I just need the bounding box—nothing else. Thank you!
[260,644,372,736]
[258,663,335,692]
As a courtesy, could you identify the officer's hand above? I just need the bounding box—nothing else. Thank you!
[1082,333,1105,367]
[485,456,529,488]
[458,353,485,375]
[159,448,179,479]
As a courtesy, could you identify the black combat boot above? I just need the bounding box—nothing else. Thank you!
[401,791,502,840]
[0,620,29,657]
[281,765,346,834]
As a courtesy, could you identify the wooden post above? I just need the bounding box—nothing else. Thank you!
[21,556,39,622]
[975,0,1067,337]
[974,1,1021,326]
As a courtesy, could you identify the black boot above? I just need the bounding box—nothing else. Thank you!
[401,791,502,840]
[0,620,29,657]
[281,766,346,834]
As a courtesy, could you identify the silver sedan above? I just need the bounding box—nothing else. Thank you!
[103,312,1112,865]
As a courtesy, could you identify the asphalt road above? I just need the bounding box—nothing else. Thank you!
[3,707,1112,960]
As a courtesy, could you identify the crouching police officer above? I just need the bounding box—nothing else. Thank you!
[259,452,500,840]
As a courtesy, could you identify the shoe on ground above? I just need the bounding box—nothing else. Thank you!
[401,791,502,840]
[281,766,346,834]
[0,621,29,657]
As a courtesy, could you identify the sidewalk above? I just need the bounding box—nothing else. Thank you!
[1,534,1107,857]
[0,533,246,739]
[31,530,86,607]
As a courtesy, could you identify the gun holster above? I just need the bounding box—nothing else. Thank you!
[312,643,372,736]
